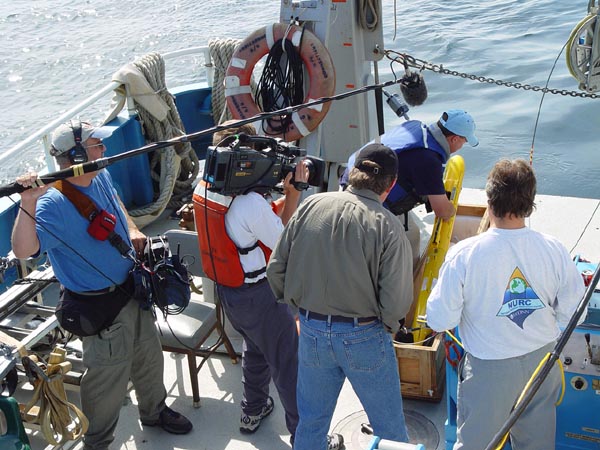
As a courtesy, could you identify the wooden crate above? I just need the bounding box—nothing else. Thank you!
[395,203,487,402]
[394,332,446,402]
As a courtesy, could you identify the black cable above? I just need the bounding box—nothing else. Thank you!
[256,31,305,139]
[570,201,600,254]
[529,40,569,162]
[8,197,124,292]
[375,86,385,136]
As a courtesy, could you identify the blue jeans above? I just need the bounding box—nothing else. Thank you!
[294,314,409,450]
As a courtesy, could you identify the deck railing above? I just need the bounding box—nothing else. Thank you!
[0,47,213,171]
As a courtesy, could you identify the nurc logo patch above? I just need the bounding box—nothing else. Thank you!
[496,267,545,329]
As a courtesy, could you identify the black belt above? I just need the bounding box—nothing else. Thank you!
[70,274,132,297]
[299,308,377,324]
[71,285,118,296]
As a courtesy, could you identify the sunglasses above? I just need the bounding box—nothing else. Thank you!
[85,142,105,150]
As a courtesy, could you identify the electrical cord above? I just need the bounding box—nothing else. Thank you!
[492,353,566,450]
[256,31,305,138]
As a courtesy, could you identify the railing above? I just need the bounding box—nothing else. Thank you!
[0,47,213,171]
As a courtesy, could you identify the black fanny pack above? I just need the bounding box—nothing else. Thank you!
[55,277,132,337]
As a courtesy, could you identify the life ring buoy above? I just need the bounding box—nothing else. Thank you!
[225,23,336,141]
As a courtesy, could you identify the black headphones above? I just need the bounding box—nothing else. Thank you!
[68,119,89,164]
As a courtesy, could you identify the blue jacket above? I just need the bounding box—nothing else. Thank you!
[343,120,448,214]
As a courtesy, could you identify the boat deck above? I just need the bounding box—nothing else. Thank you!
[12,188,600,450]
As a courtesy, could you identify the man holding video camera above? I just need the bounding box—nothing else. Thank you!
[206,122,328,447]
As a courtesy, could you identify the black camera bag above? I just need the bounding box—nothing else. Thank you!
[143,235,191,315]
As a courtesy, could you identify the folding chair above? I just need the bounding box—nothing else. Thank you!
[156,229,238,407]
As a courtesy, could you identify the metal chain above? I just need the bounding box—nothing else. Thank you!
[384,50,600,99]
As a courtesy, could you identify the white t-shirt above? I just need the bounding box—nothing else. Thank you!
[225,192,283,283]
[426,227,585,359]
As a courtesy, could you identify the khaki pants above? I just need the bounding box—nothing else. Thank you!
[80,299,167,450]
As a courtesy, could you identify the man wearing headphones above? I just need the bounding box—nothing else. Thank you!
[11,121,192,450]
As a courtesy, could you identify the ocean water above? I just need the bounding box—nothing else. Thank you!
[0,0,598,198]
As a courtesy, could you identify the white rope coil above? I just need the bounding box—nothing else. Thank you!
[358,0,380,31]
[127,52,198,222]
[109,42,253,226]
[209,38,242,124]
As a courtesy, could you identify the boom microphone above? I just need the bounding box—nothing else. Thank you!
[399,70,428,107]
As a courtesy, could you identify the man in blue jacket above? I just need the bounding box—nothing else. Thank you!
[341,109,478,264]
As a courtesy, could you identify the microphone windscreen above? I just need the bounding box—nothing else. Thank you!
[400,71,428,106]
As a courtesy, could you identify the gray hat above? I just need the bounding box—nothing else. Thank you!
[49,121,109,156]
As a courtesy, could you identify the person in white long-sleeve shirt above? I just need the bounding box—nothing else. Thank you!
[426,159,585,450]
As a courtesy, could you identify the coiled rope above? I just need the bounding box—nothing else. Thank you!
[21,348,88,445]
[565,0,599,91]
[128,52,197,221]
[358,0,380,31]
[209,38,242,124]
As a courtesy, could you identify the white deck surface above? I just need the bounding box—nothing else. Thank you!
[19,188,600,450]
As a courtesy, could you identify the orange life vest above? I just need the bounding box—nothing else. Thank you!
[192,181,271,287]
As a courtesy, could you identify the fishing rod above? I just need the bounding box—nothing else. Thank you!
[0,75,413,199]
[484,262,600,450]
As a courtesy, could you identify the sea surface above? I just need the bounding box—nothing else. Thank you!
[1,0,599,198]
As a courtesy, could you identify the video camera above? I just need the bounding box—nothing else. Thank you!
[203,133,325,196]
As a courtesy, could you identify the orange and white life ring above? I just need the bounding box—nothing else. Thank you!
[225,23,336,141]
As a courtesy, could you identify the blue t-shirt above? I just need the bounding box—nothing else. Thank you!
[396,147,446,197]
[36,170,134,292]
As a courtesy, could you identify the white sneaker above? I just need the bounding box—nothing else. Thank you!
[239,396,274,433]
[327,433,345,450]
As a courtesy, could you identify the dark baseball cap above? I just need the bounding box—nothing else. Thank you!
[354,143,398,176]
